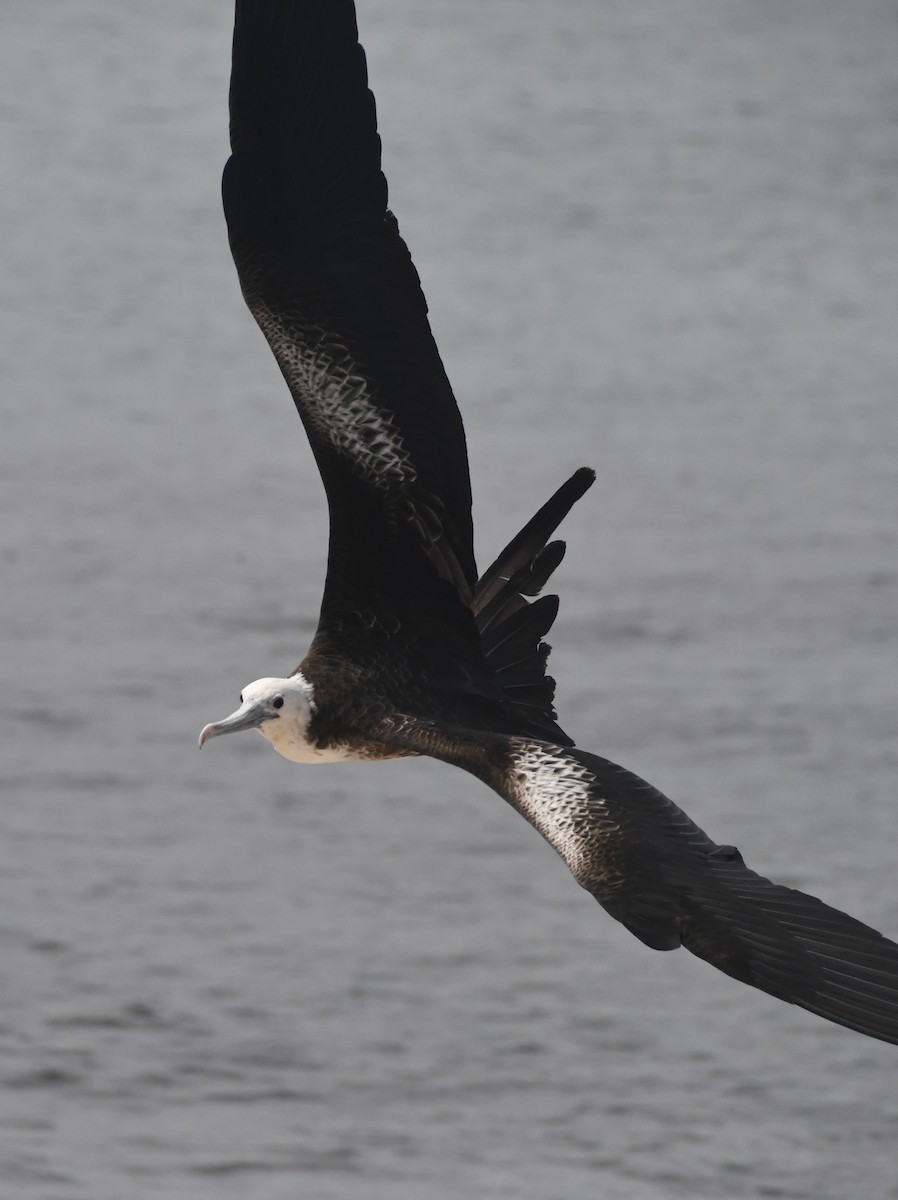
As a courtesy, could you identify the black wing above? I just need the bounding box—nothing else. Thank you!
[389,720,898,1046]
[224,0,477,644]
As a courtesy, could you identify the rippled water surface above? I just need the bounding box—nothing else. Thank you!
[3,1,898,1196]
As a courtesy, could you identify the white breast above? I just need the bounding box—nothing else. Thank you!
[259,720,359,764]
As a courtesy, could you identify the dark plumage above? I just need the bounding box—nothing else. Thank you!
[200,0,898,1047]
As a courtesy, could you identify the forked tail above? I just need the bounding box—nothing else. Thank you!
[475,467,595,745]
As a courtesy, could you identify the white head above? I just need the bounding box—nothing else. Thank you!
[198,673,344,764]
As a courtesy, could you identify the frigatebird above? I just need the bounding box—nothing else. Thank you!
[199,0,898,1046]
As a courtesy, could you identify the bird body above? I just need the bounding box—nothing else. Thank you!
[200,0,898,1047]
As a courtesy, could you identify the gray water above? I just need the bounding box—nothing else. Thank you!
[3,1,898,1196]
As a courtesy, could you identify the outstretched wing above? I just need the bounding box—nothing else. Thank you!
[389,720,898,1046]
[224,0,477,640]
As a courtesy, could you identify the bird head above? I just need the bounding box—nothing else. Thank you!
[198,673,325,763]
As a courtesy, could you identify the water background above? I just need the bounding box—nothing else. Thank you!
[2,1,898,1196]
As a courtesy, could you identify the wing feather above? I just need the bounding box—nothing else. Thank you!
[225,0,477,632]
[385,719,898,1046]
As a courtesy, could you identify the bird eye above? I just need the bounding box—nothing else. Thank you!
[272,695,284,710]
[239,693,244,704]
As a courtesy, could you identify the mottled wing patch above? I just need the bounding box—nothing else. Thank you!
[509,741,621,888]
[256,303,416,488]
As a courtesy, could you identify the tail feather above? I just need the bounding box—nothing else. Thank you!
[475,468,595,745]
[523,540,568,596]
[475,468,595,609]
[477,544,567,634]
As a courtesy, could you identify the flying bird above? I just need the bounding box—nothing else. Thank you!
[200,0,898,1046]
